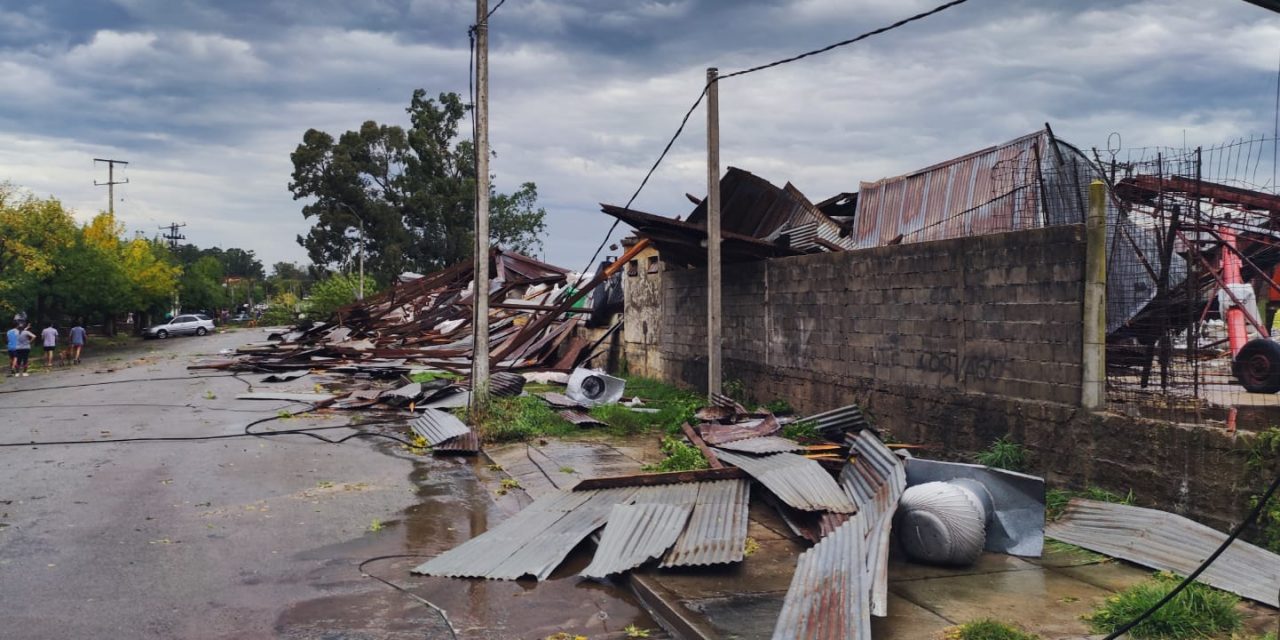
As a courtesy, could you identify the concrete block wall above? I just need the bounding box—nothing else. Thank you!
[627,224,1087,406]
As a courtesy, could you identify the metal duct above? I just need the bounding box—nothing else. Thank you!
[566,367,626,406]
[896,481,988,566]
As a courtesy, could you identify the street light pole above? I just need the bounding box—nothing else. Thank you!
[335,203,365,301]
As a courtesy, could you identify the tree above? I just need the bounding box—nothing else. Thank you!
[179,256,227,312]
[0,185,77,316]
[306,273,368,319]
[289,89,547,283]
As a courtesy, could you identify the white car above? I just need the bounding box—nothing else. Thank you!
[144,314,215,339]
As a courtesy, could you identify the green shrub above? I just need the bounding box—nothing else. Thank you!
[261,292,300,326]
[764,399,794,415]
[473,396,576,443]
[307,273,373,320]
[945,618,1039,640]
[1086,572,1242,639]
[975,436,1027,471]
[642,437,708,473]
[782,419,819,443]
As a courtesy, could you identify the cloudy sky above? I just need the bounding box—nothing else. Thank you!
[1,0,1278,272]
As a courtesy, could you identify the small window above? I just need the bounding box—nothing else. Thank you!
[626,259,639,277]
[174,316,193,323]
[646,256,660,274]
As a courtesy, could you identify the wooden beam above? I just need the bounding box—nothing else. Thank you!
[682,422,722,469]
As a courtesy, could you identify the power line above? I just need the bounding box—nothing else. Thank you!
[572,0,971,278]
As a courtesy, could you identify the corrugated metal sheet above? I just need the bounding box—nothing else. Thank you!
[433,431,480,455]
[660,479,751,568]
[714,449,856,513]
[1047,499,1280,607]
[801,404,870,441]
[540,391,584,408]
[559,409,607,427]
[701,415,781,445]
[580,503,692,578]
[410,409,471,446]
[841,430,907,617]
[771,512,870,640]
[412,487,638,581]
[715,436,804,454]
[849,131,1054,249]
[489,371,526,397]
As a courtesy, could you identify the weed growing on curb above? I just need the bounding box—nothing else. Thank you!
[975,436,1027,471]
[945,619,1039,640]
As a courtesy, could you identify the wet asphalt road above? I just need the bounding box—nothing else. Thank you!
[0,330,660,640]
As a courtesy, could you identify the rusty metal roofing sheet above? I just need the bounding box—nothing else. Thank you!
[580,503,692,578]
[412,487,638,581]
[771,512,870,640]
[715,436,804,454]
[540,391,584,408]
[700,414,781,445]
[559,409,607,428]
[660,479,751,568]
[433,431,480,455]
[489,371,526,397]
[850,130,1052,249]
[714,449,856,514]
[841,431,907,617]
[1047,499,1280,607]
[409,409,470,446]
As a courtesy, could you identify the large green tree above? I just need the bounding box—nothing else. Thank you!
[289,89,547,282]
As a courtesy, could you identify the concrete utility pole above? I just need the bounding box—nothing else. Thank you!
[1082,180,1107,410]
[705,67,722,399]
[93,158,129,215]
[471,0,492,407]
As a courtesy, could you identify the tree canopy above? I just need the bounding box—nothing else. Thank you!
[289,89,547,283]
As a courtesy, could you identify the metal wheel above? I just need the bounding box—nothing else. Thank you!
[1233,338,1280,393]
[196,327,208,336]
[156,329,169,339]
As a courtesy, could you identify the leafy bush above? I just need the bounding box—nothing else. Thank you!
[975,436,1028,471]
[1086,572,1242,639]
[261,292,300,326]
[307,273,371,319]
[642,437,708,473]
[782,419,819,443]
[764,398,794,415]
[945,619,1039,640]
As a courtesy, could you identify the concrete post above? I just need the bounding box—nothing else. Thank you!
[1082,180,1107,410]
[705,67,722,398]
[471,0,491,407]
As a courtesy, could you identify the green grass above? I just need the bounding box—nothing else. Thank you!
[975,436,1028,471]
[469,396,579,443]
[763,398,794,415]
[642,436,708,473]
[1046,486,1135,521]
[944,618,1039,640]
[409,370,461,384]
[466,375,704,444]
[1086,572,1242,639]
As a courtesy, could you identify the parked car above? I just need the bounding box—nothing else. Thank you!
[143,314,216,339]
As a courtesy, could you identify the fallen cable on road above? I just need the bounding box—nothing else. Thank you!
[357,554,459,640]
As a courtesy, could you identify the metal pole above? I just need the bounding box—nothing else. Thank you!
[705,67,722,399]
[471,0,491,406]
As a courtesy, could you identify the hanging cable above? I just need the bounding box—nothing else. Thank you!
[1101,470,1280,639]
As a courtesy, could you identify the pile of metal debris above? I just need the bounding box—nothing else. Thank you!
[201,249,622,380]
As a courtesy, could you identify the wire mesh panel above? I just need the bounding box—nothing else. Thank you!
[1102,136,1280,427]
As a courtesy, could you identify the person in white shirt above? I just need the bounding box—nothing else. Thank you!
[41,323,58,368]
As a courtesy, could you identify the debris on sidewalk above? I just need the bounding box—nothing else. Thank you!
[1048,498,1280,606]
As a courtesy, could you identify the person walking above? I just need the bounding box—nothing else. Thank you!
[41,322,58,367]
[69,322,86,364]
[13,323,35,376]
[6,322,18,376]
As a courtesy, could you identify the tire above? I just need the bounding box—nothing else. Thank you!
[156,329,169,339]
[196,327,208,336]
[1233,338,1280,393]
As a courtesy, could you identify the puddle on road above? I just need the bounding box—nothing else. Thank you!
[276,452,664,639]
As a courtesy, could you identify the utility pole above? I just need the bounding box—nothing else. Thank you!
[335,203,365,301]
[705,67,722,399]
[93,158,129,215]
[471,0,492,407]
[159,222,187,249]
